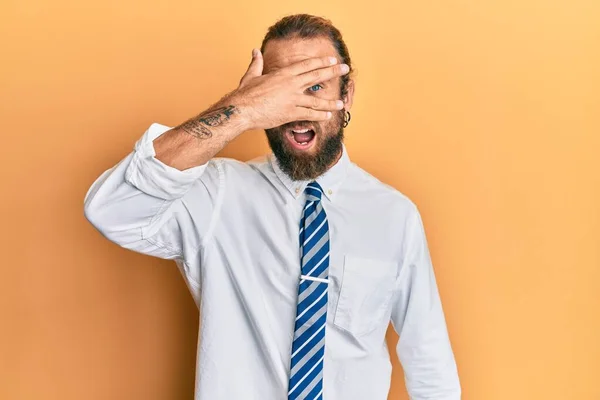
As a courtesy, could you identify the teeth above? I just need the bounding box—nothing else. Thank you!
[292,128,310,133]
[291,135,310,145]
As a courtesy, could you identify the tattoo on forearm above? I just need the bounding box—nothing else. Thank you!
[178,105,238,139]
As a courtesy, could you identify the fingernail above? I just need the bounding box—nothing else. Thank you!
[329,57,337,65]
[341,64,350,73]
[327,112,332,119]
[336,100,344,109]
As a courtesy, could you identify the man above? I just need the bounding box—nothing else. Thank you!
[84,14,461,400]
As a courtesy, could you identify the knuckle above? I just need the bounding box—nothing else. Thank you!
[300,59,313,70]
[310,70,321,81]
[312,96,320,109]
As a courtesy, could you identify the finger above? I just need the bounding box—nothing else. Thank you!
[280,56,338,76]
[296,63,350,87]
[295,95,344,111]
[294,107,333,122]
[240,49,264,86]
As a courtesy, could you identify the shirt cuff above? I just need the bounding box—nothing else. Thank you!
[125,122,208,200]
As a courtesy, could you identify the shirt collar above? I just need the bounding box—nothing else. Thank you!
[270,145,351,202]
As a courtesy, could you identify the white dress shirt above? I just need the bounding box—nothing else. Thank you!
[84,123,461,400]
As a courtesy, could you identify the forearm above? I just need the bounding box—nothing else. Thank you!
[153,99,250,171]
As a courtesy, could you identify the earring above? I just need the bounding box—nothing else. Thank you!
[343,111,352,128]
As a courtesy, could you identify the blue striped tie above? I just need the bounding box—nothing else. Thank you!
[288,182,330,400]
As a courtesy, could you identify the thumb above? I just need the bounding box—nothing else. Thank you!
[240,49,263,86]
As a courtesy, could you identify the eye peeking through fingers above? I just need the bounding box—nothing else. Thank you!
[307,84,323,93]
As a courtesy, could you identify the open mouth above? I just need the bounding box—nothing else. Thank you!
[287,127,316,150]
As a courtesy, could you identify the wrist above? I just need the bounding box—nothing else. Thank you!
[233,103,255,132]
[223,94,254,133]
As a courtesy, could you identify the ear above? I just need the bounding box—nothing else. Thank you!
[343,79,355,111]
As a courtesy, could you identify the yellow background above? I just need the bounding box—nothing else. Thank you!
[1,0,599,399]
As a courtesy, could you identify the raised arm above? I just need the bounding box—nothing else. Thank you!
[84,50,349,261]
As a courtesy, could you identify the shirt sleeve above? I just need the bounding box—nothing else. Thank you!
[390,207,461,399]
[84,122,223,263]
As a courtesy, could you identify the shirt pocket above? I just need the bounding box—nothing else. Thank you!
[333,255,397,337]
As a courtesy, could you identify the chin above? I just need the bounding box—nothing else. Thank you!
[265,121,345,181]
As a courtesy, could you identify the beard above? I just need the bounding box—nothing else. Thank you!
[265,110,345,181]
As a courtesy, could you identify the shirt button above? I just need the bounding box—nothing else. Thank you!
[328,189,333,195]
[295,188,300,194]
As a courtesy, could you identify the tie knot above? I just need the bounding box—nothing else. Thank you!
[305,182,324,201]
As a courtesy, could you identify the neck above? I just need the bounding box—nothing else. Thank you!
[328,148,344,170]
